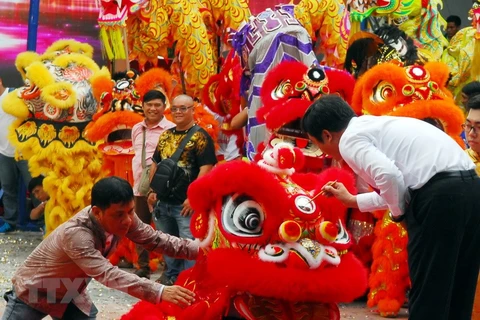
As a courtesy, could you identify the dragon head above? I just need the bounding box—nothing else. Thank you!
[348,0,414,22]
[257,61,355,161]
[231,5,305,93]
[187,143,368,305]
[352,62,465,145]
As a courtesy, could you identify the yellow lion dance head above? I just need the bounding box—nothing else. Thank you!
[2,39,104,234]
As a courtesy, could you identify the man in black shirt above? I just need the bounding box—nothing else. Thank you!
[149,94,217,285]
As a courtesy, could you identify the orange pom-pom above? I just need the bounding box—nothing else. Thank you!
[278,220,302,243]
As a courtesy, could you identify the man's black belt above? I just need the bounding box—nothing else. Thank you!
[391,169,477,223]
[428,169,477,185]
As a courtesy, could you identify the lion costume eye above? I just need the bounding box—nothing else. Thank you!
[222,194,264,237]
[115,80,130,91]
[271,79,293,100]
[371,81,396,104]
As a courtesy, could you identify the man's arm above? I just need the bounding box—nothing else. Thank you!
[126,214,199,259]
[197,164,213,178]
[30,201,46,220]
[356,191,389,212]
[149,161,157,182]
[181,131,217,216]
[230,107,248,130]
[180,164,213,216]
[63,227,163,304]
[340,136,406,218]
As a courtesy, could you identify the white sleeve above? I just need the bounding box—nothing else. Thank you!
[340,135,406,217]
[356,191,389,212]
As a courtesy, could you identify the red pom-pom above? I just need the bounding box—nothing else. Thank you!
[293,148,305,171]
[277,147,295,169]
[190,211,209,239]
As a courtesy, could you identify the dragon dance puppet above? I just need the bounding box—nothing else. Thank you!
[1,39,104,235]
[348,0,448,61]
[232,4,318,160]
[122,142,368,320]
[351,61,465,316]
[110,0,236,97]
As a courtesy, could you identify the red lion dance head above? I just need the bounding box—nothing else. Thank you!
[256,61,356,171]
[123,144,368,320]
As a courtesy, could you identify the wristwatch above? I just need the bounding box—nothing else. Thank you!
[389,211,405,223]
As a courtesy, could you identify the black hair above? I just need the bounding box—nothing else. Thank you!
[446,15,461,27]
[28,175,45,194]
[374,24,419,66]
[112,69,138,81]
[302,95,357,143]
[344,38,378,77]
[143,90,167,104]
[91,176,134,210]
[467,95,480,111]
[462,81,480,99]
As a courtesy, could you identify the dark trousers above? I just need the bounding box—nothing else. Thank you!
[2,289,97,319]
[405,170,480,320]
[134,196,151,270]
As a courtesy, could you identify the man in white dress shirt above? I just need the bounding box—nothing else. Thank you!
[302,95,480,320]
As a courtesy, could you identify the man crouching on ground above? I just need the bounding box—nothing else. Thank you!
[1,176,197,320]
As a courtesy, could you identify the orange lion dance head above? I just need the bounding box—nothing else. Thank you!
[352,62,465,146]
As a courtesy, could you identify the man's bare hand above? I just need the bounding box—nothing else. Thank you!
[322,181,358,208]
[147,192,157,206]
[161,285,195,307]
[181,199,194,217]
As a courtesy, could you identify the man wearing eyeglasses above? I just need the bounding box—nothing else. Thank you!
[465,95,480,175]
[149,94,217,286]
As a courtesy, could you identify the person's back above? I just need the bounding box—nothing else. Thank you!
[302,95,480,320]
[341,115,473,191]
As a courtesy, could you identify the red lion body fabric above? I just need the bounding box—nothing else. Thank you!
[122,144,368,320]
